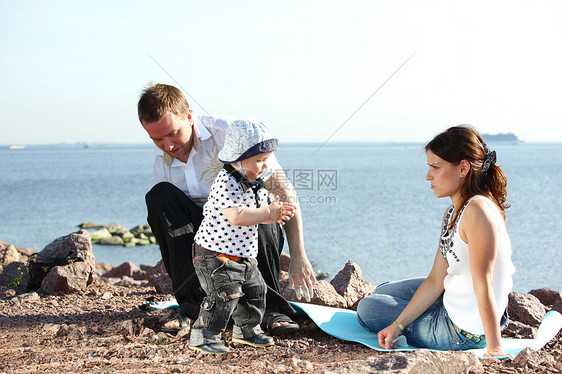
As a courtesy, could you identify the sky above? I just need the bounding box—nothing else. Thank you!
[1,0,561,145]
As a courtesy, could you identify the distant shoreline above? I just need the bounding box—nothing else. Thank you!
[4,139,562,149]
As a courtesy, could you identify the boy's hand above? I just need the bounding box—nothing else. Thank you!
[268,195,297,225]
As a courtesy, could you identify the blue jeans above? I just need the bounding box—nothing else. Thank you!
[356,277,487,351]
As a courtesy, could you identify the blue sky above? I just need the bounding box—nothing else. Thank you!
[1,0,561,145]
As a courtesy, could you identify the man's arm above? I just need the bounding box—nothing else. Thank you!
[268,169,316,301]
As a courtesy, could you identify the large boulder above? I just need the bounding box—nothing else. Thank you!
[38,230,96,294]
[512,347,558,372]
[280,279,347,308]
[528,288,562,308]
[508,292,546,328]
[41,262,94,294]
[330,260,375,310]
[146,260,173,294]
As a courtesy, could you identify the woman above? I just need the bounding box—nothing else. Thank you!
[357,126,516,358]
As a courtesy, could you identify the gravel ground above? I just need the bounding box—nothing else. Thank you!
[0,280,559,373]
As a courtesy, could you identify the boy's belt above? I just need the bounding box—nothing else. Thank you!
[193,243,241,262]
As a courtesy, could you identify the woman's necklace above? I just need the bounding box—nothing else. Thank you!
[439,202,470,263]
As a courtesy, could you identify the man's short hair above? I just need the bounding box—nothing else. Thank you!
[137,83,190,124]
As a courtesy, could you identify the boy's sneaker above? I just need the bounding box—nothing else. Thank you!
[232,333,274,347]
[189,343,230,354]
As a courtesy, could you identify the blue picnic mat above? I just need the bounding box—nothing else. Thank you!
[290,301,562,359]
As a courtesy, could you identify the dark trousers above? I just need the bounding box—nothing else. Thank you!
[190,255,265,345]
[145,182,296,321]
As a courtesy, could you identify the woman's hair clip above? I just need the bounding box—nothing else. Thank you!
[482,142,496,172]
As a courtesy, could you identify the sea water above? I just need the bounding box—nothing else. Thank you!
[0,142,560,292]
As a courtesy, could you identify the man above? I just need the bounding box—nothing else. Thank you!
[138,83,316,335]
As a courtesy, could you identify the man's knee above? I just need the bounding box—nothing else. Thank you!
[145,182,178,210]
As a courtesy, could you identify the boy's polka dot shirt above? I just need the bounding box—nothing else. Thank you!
[194,168,272,258]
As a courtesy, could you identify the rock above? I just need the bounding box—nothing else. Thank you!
[104,223,129,236]
[330,261,375,310]
[146,260,173,294]
[15,292,40,303]
[56,324,87,339]
[124,238,139,247]
[0,262,28,290]
[175,325,191,339]
[552,302,562,314]
[78,222,103,229]
[529,288,562,307]
[0,243,20,264]
[96,291,113,300]
[99,236,125,246]
[115,277,147,288]
[95,262,114,276]
[508,292,546,327]
[279,270,289,282]
[15,246,35,262]
[291,358,313,371]
[503,320,536,339]
[40,229,95,265]
[121,232,135,243]
[280,252,290,272]
[280,279,347,308]
[130,224,153,237]
[37,230,96,294]
[135,238,152,246]
[102,262,144,279]
[0,286,16,299]
[513,347,557,371]
[318,350,483,373]
[42,262,94,294]
[117,317,161,336]
[90,228,112,242]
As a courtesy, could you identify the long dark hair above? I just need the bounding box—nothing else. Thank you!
[425,125,509,228]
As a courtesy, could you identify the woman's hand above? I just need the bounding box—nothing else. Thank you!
[483,348,514,360]
[377,323,403,349]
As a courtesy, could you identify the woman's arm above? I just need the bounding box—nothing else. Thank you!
[460,199,510,358]
[378,249,449,348]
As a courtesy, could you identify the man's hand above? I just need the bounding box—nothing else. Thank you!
[288,253,316,302]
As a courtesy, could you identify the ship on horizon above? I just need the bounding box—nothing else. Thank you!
[482,132,522,144]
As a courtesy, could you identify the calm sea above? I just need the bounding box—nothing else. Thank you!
[0,142,560,292]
